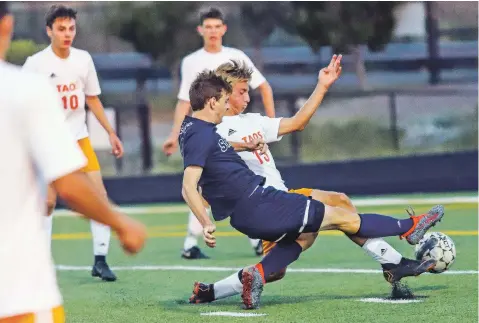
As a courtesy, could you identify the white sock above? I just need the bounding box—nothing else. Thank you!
[90,220,111,256]
[249,238,260,248]
[213,271,243,300]
[362,238,402,265]
[44,214,53,252]
[183,209,207,251]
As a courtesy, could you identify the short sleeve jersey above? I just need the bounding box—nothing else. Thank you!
[177,47,266,102]
[23,46,101,140]
[179,116,264,220]
[216,113,287,191]
[0,61,86,318]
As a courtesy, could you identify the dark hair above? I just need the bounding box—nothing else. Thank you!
[199,7,224,25]
[0,1,9,20]
[189,70,232,112]
[216,60,253,83]
[45,5,77,28]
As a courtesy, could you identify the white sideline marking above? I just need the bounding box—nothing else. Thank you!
[200,312,267,317]
[52,195,478,217]
[55,265,478,275]
[352,196,477,206]
[359,298,423,304]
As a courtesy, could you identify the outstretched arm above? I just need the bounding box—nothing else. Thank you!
[277,54,342,137]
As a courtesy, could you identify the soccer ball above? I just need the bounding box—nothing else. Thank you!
[414,232,456,274]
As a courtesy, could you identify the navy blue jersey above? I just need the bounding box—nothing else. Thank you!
[179,116,264,221]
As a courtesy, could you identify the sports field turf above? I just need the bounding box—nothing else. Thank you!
[51,193,478,323]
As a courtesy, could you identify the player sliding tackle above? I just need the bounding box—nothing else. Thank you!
[180,55,444,310]
[187,59,438,305]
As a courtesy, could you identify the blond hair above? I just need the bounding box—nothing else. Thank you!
[215,59,252,85]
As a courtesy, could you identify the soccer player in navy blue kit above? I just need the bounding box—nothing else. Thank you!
[180,60,445,309]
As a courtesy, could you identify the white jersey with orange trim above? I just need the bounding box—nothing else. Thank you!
[216,113,287,191]
[0,61,87,318]
[23,45,101,140]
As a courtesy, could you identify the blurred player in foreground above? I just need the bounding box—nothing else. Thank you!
[179,66,444,310]
[0,2,146,321]
[163,7,274,259]
[23,5,123,281]
[188,59,437,304]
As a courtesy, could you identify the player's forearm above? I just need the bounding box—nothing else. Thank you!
[182,185,212,227]
[86,96,115,135]
[291,83,328,131]
[52,171,126,232]
[230,141,251,152]
[169,100,191,138]
[258,82,275,118]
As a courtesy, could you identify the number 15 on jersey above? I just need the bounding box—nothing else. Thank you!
[242,133,271,165]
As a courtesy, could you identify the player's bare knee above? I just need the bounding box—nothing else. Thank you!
[337,192,349,205]
[338,210,361,234]
[265,268,287,283]
[338,193,356,212]
[321,206,360,234]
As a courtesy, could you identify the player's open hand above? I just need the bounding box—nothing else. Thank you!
[109,133,124,158]
[318,54,343,89]
[203,223,216,248]
[116,214,147,254]
[163,135,179,156]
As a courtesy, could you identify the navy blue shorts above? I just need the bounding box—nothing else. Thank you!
[230,184,325,242]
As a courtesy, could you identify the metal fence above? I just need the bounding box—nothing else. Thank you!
[91,85,477,177]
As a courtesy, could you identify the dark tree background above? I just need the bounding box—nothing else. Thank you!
[108,2,202,91]
[287,2,399,88]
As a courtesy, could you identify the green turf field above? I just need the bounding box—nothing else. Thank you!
[51,193,478,323]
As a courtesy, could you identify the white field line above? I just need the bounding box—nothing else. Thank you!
[53,196,478,217]
[55,265,478,275]
[200,312,267,317]
[358,298,423,304]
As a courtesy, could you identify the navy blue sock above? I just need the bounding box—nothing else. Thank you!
[94,255,106,264]
[357,213,414,238]
[259,242,302,279]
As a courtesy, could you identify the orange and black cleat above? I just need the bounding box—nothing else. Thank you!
[189,282,215,304]
[400,205,444,245]
[382,258,437,284]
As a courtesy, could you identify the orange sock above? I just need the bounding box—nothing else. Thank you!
[254,263,266,284]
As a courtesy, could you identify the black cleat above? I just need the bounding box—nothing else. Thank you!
[254,240,263,256]
[382,257,436,284]
[181,246,210,260]
[189,282,215,304]
[92,261,117,282]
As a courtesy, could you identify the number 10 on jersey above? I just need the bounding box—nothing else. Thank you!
[62,94,79,110]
